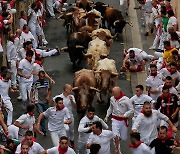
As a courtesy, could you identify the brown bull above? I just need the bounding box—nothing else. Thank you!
[76,0,93,11]
[72,69,99,115]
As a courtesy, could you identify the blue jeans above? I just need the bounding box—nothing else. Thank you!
[36,103,49,133]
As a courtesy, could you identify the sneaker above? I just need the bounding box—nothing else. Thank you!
[55,46,60,55]
[70,140,74,149]
[149,46,157,50]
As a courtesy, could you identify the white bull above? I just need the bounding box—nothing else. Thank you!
[85,38,109,69]
[94,58,119,102]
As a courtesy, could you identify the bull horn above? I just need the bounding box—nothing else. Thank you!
[113,20,120,26]
[72,87,79,91]
[100,54,108,59]
[94,70,101,73]
[66,12,73,16]
[112,33,118,38]
[126,21,133,27]
[102,4,108,7]
[111,72,119,76]
[76,45,84,49]
[61,47,68,51]
[90,87,101,92]
[84,53,92,57]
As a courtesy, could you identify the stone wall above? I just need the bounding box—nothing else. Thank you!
[171,0,180,30]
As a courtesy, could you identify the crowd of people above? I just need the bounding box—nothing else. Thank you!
[0,0,179,154]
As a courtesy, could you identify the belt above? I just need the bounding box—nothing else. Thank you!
[112,115,129,127]
[145,12,152,13]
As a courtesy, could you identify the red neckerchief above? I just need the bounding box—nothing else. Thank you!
[20,16,26,20]
[33,49,41,58]
[56,104,65,111]
[160,93,171,116]
[10,1,15,7]
[36,1,41,7]
[28,112,34,117]
[35,60,42,67]
[167,68,175,75]
[25,57,32,63]
[166,46,174,51]
[115,93,125,101]
[59,0,63,4]
[150,72,157,77]
[129,141,142,148]
[58,146,68,154]
[157,135,169,143]
[22,30,28,34]
[14,35,19,39]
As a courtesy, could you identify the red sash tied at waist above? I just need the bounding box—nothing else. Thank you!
[112,115,129,127]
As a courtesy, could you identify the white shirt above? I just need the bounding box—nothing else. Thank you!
[157,84,178,96]
[132,110,169,145]
[126,54,143,66]
[78,115,108,143]
[28,8,38,26]
[15,141,44,154]
[19,17,27,29]
[87,130,113,154]
[47,146,75,154]
[130,142,152,154]
[106,95,134,117]
[146,73,164,101]
[6,41,17,62]
[14,36,23,53]
[18,48,36,63]
[167,16,177,30]
[0,79,11,101]
[130,94,155,118]
[18,58,34,83]
[53,94,76,115]
[43,106,71,132]
[16,113,35,136]
[20,31,34,43]
[159,68,180,81]
[33,63,44,82]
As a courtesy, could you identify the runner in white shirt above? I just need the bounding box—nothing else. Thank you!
[15,130,44,154]
[157,76,178,96]
[0,70,17,126]
[167,10,178,31]
[87,121,113,154]
[13,104,42,141]
[18,50,34,109]
[146,64,164,101]
[132,102,177,145]
[14,29,23,55]
[6,34,18,88]
[159,62,180,85]
[78,106,108,154]
[124,48,154,60]
[130,85,155,122]
[104,86,134,154]
[151,0,162,27]
[37,96,72,146]
[28,2,42,48]
[42,136,75,154]
[129,132,152,154]
[18,141,29,154]
[19,10,27,30]
[53,84,76,148]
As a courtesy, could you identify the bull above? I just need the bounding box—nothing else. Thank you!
[94,58,119,103]
[105,7,132,34]
[72,69,99,116]
[76,0,93,11]
[61,32,91,69]
[93,2,108,28]
[84,37,109,69]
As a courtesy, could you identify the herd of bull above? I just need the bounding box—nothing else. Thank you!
[59,0,131,115]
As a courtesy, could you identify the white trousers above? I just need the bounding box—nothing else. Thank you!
[50,128,67,146]
[64,115,74,141]
[112,119,128,154]
[46,0,55,17]
[19,82,33,102]
[36,49,58,57]
[10,60,17,86]
[8,124,19,139]
[144,12,153,33]
[4,99,13,126]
